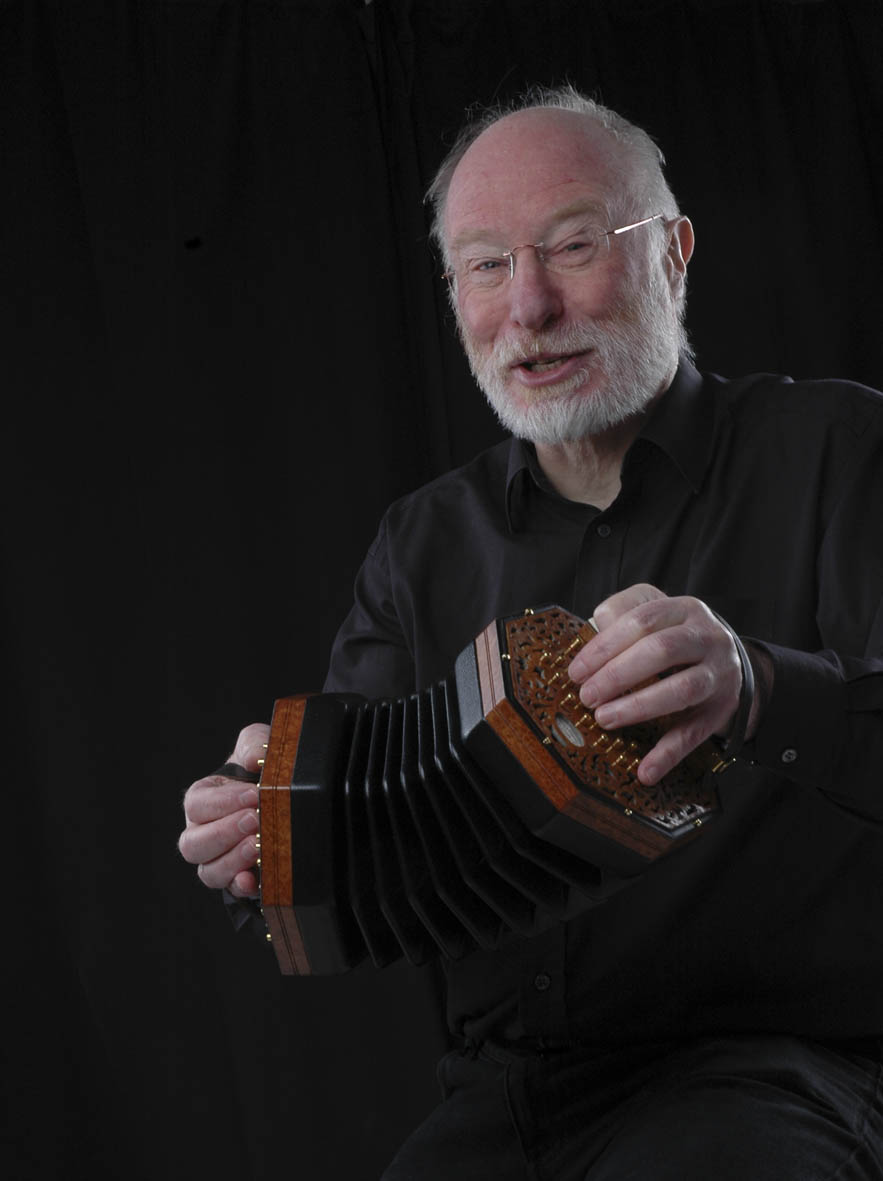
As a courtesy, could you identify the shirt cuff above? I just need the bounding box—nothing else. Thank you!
[748,640,844,789]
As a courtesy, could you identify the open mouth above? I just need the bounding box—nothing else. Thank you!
[513,349,592,379]
[522,355,570,373]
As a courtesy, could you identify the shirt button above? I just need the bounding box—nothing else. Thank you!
[780,748,798,764]
[596,523,611,538]
[533,973,551,991]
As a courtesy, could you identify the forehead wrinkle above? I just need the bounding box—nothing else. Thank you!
[448,193,612,256]
[443,110,633,260]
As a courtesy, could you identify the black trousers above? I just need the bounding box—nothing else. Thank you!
[382,1035,883,1180]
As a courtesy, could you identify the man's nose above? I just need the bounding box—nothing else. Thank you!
[505,247,564,333]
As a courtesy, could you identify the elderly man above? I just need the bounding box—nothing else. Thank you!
[180,88,883,1178]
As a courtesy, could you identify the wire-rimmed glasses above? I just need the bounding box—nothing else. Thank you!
[443,213,665,294]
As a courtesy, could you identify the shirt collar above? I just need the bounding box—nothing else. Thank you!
[637,356,714,493]
[504,356,715,531]
[504,437,538,531]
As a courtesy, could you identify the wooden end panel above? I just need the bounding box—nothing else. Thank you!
[485,698,672,862]
[259,695,312,976]
[484,698,580,810]
[561,785,674,861]
[474,619,507,715]
[262,907,310,977]
[259,695,306,906]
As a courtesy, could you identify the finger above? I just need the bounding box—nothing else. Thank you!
[227,869,260,900]
[580,623,714,711]
[230,722,271,773]
[636,710,718,785]
[565,587,666,682]
[183,776,260,825]
[178,807,259,866]
[570,597,691,686]
[591,583,668,631]
[592,663,719,731]
[195,832,260,891]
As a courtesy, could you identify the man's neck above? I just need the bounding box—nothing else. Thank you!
[533,409,650,509]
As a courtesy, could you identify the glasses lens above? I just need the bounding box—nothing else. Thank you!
[544,225,605,274]
[453,223,609,290]
[461,256,509,289]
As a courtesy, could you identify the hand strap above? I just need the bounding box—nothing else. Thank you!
[712,613,756,760]
[213,761,260,785]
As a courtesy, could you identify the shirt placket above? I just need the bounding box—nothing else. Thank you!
[572,506,629,621]
[516,923,569,1039]
[515,503,630,1040]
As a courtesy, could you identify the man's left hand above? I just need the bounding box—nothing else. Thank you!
[567,584,743,785]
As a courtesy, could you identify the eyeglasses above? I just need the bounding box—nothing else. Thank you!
[444,213,665,293]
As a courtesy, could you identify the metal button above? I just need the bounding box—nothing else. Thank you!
[596,523,611,538]
[534,973,551,991]
[780,748,798,764]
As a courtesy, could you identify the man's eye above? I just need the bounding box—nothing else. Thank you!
[559,238,593,255]
[549,235,600,269]
[471,258,504,272]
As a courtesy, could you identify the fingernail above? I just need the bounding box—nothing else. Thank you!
[239,788,258,807]
[581,684,599,708]
[238,811,258,835]
[568,652,589,679]
[595,704,615,726]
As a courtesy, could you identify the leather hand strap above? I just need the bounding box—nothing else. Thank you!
[713,613,756,760]
[213,761,260,784]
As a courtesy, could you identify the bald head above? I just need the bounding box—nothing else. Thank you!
[428,87,681,268]
[444,108,652,264]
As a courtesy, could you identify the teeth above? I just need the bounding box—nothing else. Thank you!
[528,357,565,372]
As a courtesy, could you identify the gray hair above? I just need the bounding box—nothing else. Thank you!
[425,84,681,267]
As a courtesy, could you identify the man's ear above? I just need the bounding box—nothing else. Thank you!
[665,216,694,297]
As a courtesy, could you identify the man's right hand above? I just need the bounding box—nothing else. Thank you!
[178,722,270,899]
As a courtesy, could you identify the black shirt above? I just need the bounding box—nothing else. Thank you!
[325,359,883,1046]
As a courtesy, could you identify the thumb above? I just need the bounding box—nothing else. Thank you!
[592,583,668,631]
[229,722,271,774]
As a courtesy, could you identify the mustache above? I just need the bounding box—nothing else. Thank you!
[480,324,603,369]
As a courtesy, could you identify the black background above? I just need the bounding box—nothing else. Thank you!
[4,1,882,1177]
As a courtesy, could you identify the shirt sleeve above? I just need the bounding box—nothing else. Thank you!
[746,411,883,822]
[322,512,417,699]
[748,642,883,821]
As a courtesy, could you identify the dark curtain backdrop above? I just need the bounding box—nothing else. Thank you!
[4,1,881,1178]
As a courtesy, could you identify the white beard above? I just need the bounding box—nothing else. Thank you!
[460,269,683,446]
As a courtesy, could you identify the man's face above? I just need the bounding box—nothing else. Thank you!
[443,109,685,446]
